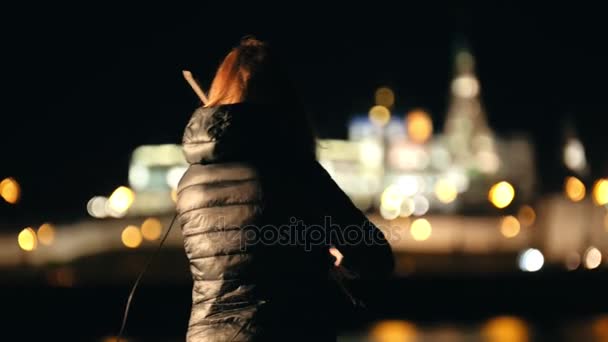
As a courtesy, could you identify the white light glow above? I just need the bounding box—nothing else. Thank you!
[518,248,544,272]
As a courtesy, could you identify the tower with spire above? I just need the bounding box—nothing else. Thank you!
[444,44,500,175]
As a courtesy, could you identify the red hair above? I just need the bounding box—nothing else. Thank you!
[206,37,267,107]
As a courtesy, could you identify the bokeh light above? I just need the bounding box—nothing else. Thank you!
[500,216,521,238]
[141,217,162,241]
[369,105,391,127]
[128,164,150,191]
[451,75,480,98]
[166,166,187,190]
[18,227,37,251]
[37,223,56,246]
[518,248,544,272]
[108,186,135,216]
[412,195,430,216]
[410,218,432,241]
[87,196,108,218]
[375,87,395,108]
[584,247,602,269]
[121,225,142,248]
[564,176,586,202]
[369,320,417,342]
[565,252,581,271]
[482,316,529,342]
[488,181,515,209]
[517,205,536,228]
[434,178,458,204]
[563,138,587,172]
[406,109,433,144]
[0,177,21,204]
[592,179,608,206]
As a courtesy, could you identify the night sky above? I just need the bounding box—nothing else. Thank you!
[1,2,607,225]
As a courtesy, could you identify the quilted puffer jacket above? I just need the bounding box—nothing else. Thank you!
[176,103,394,341]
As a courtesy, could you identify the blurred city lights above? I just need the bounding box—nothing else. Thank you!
[412,195,430,216]
[564,176,586,202]
[563,138,587,172]
[451,74,479,98]
[369,105,391,127]
[87,196,108,218]
[0,177,21,204]
[121,225,142,248]
[140,217,162,241]
[500,216,521,238]
[565,252,581,271]
[445,167,470,193]
[18,227,37,251]
[360,139,384,168]
[517,205,536,228]
[107,186,135,216]
[406,109,433,144]
[518,248,544,272]
[434,178,458,204]
[37,223,56,246]
[399,198,415,217]
[396,176,420,197]
[166,166,187,190]
[380,205,400,220]
[369,320,417,342]
[381,185,403,210]
[488,181,515,209]
[481,316,529,342]
[410,218,432,241]
[375,87,395,108]
[430,144,451,170]
[128,164,150,191]
[592,179,608,206]
[476,151,500,174]
[583,247,602,270]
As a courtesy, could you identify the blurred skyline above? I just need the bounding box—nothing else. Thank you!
[2,2,607,223]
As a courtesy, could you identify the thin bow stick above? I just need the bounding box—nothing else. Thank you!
[182,70,209,105]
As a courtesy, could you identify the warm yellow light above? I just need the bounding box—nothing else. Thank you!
[488,181,515,209]
[592,315,608,340]
[141,218,162,241]
[564,176,585,202]
[592,179,608,206]
[369,105,391,127]
[108,186,135,215]
[381,185,403,211]
[0,177,21,204]
[121,225,142,248]
[18,227,37,251]
[517,205,536,228]
[410,218,432,241]
[37,223,56,246]
[375,87,395,108]
[369,320,417,342]
[482,316,529,342]
[500,216,521,238]
[406,109,433,144]
[434,179,458,204]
